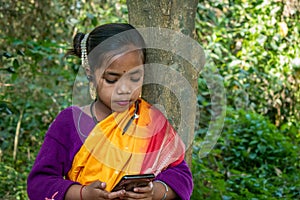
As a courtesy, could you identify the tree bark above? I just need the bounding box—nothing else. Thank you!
[127,0,200,167]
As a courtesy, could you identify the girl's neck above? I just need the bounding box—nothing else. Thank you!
[92,99,112,123]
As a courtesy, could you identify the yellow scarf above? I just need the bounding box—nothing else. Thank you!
[67,99,185,191]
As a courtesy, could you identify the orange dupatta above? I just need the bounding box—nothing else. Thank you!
[67,99,185,191]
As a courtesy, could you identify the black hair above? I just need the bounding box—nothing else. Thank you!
[68,23,146,72]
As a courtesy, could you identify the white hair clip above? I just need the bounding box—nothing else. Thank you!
[81,33,90,69]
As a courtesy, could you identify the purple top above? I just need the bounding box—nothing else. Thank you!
[27,106,193,200]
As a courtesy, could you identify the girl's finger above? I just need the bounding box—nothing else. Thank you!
[133,182,153,193]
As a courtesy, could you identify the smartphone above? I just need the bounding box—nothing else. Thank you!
[111,173,155,192]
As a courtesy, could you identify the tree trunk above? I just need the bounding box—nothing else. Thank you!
[127,0,200,167]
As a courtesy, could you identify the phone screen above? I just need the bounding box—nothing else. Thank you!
[111,173,155,192]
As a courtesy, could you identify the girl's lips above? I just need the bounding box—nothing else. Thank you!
[115,100,131,106]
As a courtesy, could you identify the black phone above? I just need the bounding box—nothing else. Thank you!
[111,173,155,192]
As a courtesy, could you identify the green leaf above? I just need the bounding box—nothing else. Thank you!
[17,50,25,56]
[3,52,12,58]
[13,59,19,69]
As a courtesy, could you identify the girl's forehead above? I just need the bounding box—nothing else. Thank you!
[104,51,144,72]
[104,64,144,77]
[93,47,144,76]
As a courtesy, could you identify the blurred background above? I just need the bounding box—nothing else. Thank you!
[0,0,299,199]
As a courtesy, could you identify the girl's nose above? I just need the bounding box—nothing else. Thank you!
[116,81,132,95]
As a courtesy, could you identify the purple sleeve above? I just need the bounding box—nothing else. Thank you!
[155,160,193,200]
[27,107,92,200]
[27,106,193,199]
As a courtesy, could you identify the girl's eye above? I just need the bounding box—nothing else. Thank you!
[131,77,141,82]
[105,79,118,84]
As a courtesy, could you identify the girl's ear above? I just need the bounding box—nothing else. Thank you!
[86,67,96,82]
[85,67,91,78]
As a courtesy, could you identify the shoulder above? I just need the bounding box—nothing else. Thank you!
[49,106,81,128]
[46,106,93,141]
[55,105,82,119]
[138,99,174,134]
[139,99,168,122]
[46,106,79,134]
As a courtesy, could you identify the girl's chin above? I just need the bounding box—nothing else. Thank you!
[111,105,130,113]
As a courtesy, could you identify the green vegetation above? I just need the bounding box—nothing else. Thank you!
[193,108,299,199]
[193,0,300,199]
[0,0,299,199]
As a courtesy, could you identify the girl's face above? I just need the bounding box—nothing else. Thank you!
[95,50,144,113]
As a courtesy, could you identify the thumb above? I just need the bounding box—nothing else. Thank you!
[90,180,107,190]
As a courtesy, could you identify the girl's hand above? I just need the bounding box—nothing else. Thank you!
[83,180,126,200]
[122,182,154,200]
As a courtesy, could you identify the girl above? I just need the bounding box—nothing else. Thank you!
[27,23,193,200]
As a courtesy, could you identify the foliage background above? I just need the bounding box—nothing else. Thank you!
[0,0,299,199]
